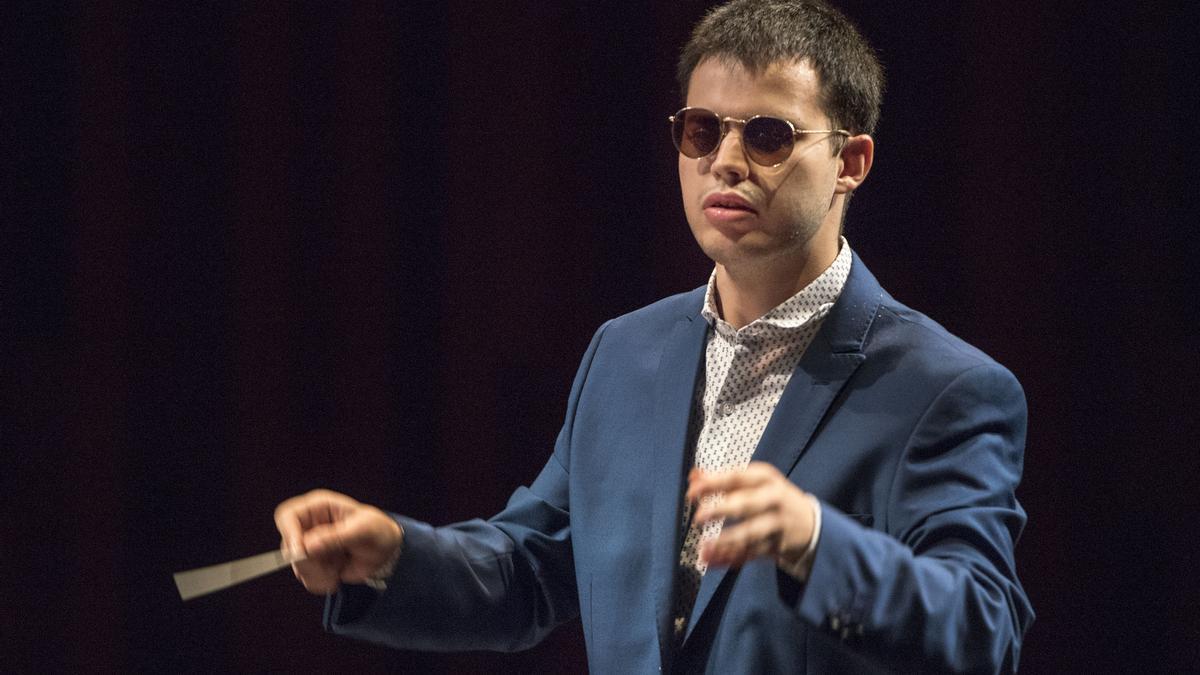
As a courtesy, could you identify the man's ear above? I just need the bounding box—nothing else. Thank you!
[834,134,874,194]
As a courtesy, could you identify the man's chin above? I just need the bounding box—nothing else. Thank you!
[694,229,770,264]
[700,246,783,274]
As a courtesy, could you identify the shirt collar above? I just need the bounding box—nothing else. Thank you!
[701,237,853,337]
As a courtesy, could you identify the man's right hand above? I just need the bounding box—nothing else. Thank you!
[273,489,404,594]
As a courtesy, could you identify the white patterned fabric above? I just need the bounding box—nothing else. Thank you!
[672,240,853,638]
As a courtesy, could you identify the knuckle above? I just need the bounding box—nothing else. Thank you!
[766,513,784,532]
[730,528,748,547]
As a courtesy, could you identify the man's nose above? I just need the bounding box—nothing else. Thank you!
[708,126,750,184]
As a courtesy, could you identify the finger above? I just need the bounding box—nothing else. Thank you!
[301,489,358,527]
[700,513,784,567]
[274,498,309,557]
[274,489,357,556]
[292,552,345,594]
[686,464,776,504]
[693,486,778,525]
[302,507,395,558]
[302,521,353,559]
[689,463,778,496]
[293,522,352,593]
[704,492,819,565]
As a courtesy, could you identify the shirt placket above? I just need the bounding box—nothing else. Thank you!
[692,332,760,573]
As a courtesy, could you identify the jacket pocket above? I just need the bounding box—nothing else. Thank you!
[845,513,874,527]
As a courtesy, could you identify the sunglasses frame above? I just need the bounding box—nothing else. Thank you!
[669,107,850,167]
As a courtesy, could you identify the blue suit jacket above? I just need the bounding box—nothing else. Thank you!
[326,253,1034,673]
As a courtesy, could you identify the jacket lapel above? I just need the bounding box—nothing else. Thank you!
[681,252,884,646]
[648,303,709,670]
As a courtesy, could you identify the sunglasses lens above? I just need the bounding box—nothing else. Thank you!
[743,117,794,165]
[672,109,722,159]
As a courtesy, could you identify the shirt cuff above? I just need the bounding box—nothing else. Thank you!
[776,494,822,582]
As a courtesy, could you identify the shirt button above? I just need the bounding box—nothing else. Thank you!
[720,403,734,416]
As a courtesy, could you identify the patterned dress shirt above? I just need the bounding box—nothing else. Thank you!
[672,239,853,638]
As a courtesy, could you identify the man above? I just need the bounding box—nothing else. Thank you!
[275,1,1033,672]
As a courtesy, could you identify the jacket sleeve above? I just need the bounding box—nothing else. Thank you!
[322,322,611,652]
[795,363,1034,673]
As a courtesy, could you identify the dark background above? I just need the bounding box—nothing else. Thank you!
[4,1,1198,672]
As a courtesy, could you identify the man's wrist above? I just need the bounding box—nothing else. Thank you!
[363,521,404,591]
[777,494,822,582]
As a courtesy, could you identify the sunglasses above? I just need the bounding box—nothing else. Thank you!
[669,107,849,167]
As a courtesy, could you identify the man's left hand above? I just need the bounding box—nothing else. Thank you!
[687,461,818,568]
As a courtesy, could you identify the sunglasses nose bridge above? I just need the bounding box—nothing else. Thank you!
[708,116,753,171]
[715,116,746,147]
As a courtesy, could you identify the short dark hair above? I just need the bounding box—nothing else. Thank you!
[677,0,884,137]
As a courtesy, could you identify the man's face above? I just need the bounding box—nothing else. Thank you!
[679,58,847,273]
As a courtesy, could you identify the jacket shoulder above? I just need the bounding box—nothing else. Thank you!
[603,286,705,334]
[877,300,998,367]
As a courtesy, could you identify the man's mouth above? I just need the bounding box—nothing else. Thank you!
[702,192,757,213]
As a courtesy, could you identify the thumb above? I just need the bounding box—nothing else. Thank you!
[302,521,351,559]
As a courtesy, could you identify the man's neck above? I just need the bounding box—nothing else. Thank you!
[713,240,840,329]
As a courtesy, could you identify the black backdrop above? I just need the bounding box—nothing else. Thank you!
[5,1,1199,672]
